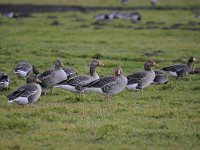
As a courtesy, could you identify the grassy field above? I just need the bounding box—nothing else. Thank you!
[1,0,200,7]
[0,0,200,150]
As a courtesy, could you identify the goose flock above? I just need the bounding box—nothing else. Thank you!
[0,56,198,107]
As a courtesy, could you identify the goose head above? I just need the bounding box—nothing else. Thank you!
[144,60,158,71]
[55,60,64,70]
[115,66,123,76]
[188,57,197,64]
[27,76,41,84]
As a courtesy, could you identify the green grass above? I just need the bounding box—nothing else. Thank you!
[1,0,200,7]
[0,1,200,150]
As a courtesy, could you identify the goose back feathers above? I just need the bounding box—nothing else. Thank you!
[14,62,39,78]
[55,59,104,93]
[127,60,157,91]
[77,66,127,96]
[162,57,197,77]
[7,76,42,105]
[39,60,67,89]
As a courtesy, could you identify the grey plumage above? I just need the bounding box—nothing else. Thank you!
[55,59,104,93]
[14,62,39,78]
[7,76,42,106]
[127,60,157,91]
[0,72,10,90]
[77,66,127,97]
[39,60,67,89]
[153,70,169,84]
[162,57,197,78]
[63,67,78,80]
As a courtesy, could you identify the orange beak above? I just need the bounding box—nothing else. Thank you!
[153,62,159,67]
[98,61,104,66]
[36,78,42,83]
[61,62,64,67]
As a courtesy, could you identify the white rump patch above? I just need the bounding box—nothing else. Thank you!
[8,97,29,105]
[15,70,28,77]
[169,71,178,77]
[126,84,139,91]
[84,87,103,94]
[54,85,77,93]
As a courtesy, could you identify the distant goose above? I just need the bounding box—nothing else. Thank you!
[126,60,158,92]
[129,12,141,23]
[161,57,197,78]
[95,13,114,21]
[14,62,39,78]
[54,59,104,93]
[7,76,42,106]
[153,70,168,84]
[0,72,10,90]
[38,60,67,90]
[121,0,128,5]
[3,12,17,19]
[76,66,127,99]
[150,0,159,7]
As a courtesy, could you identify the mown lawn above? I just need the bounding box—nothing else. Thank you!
[0,1,200,150]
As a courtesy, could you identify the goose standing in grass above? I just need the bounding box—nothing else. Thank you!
[7,76,42,106]
[54,59,104,93]
[0,72,10,90]
[76,66,127,99]
[126,60,158,92]
[161,57,197,78]
[14,62,39,78]
[153,70,168,84]
[38,60,67,91]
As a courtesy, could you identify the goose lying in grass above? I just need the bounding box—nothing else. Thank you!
[0,72,10,90]
[54,59,104,93]
[126,60,158,92]
[162,57,197,78]
[7,76,42,106]
[76,66,127,99]
[14,62,39,78]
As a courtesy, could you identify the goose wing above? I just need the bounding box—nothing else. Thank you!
[57,76,90,86]
[63,68,78,80]
[15,62,32,72]
[127,71,149,85]
[83,76,118,93]
[84,76,117,88]
[7,84,38,102]
[162,64,186,72]
[38,69,53,80]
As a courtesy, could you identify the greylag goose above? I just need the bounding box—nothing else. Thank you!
[7,76,42,106]
[38,60,67,90]
[14,62,39,78]
[153,70,168,84]
[0,72,10,90]
[76,66,127,99]
[54,59,104,93]
[126,60,158,92]
[161,57,197,78]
